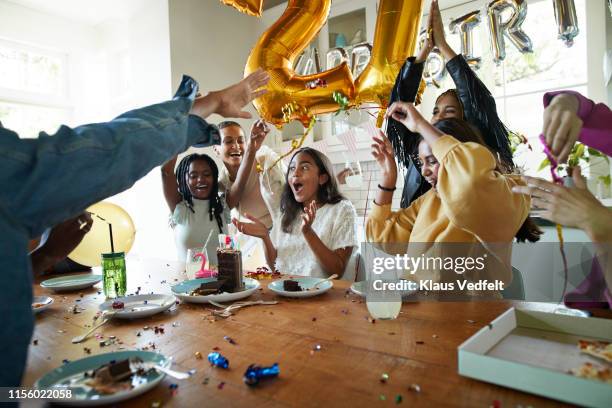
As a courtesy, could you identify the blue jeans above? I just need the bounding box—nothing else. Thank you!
[0,76,219,386]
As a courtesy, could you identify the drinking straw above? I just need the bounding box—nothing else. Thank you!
[201,229,214,255]
[109,223,115,253]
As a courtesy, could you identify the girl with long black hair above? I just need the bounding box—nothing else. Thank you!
[233,148,358,277]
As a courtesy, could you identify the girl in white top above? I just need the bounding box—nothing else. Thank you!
[233,148,358,278]
[161,153,230,263]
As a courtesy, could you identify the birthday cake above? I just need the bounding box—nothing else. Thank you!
[217,248,244,293]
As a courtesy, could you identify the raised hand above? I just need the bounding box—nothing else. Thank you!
[232,213,269,239]
[543,93,582,164]
[512,168,612,242]
[191,69,270,119]
[416,4,435,63]
[385,101,427,133]
[301,200,317,233]
[248,119,270,153]
[371,129,397,180]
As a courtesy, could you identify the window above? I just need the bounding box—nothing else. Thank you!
[0,39,71,138]
[490,0,588,177]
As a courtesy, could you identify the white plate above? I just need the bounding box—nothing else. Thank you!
[34,350,168,406]
[99,294,176,319]
[171,278,260,304]
[268,277,333,298]
[350,280,417,298]
[40,274,102,292]
[32,296,54,314]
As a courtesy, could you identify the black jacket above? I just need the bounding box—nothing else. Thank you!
[386,54,514,208]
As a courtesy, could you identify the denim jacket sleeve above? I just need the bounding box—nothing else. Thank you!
[0,75,220,237]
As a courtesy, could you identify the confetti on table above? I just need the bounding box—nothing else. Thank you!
[379,394,387,401]
[395,395,403,404]
[416,341,424,345]
[467,320,476,324]
[195,352,203,360]
[208,352,229,369]
[243,363,280,386]
[380,373,389,383]
[312,317,317,322]
[202,377,209,385]
[432,334,438,339]
[151,401,161,408]
[223,336,236,345]
[218,382,225,390]
[408,384,421,393]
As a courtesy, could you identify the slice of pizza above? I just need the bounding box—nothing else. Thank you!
[578,340,612,364]
[569,362,612,384]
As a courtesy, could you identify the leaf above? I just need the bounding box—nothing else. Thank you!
[537,158,550,172]
[598,175,611,187]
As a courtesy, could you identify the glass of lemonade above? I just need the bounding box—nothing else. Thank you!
[365,256,402,320]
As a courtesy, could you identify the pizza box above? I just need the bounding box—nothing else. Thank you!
[458,308,612,408]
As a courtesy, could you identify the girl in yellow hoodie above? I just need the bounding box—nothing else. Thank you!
[367,102,539,289]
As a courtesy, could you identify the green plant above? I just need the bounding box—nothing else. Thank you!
[538,143,611,188]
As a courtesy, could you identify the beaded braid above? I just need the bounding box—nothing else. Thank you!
[175,154,225,233]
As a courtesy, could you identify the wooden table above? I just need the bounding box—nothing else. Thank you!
[24,258,609,407]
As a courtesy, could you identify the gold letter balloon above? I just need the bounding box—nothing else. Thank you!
[227,0,425,129]
[220,0,264,17]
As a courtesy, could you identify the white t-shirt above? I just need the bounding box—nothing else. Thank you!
[271,200,358,278]
[170,198,231,263]
[219,145,285,229]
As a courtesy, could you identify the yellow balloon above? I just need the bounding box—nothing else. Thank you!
[69,202,136,267]
[355,0,425,107]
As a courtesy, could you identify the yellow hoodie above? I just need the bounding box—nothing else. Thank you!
[366,135,530,286]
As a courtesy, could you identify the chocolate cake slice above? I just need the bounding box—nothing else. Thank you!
[283,279,302,292]
[217,248,244,292]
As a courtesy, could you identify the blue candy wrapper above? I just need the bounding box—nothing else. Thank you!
[243,363,279,386]
[207,352,229,369]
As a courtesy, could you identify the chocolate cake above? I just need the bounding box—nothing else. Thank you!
[283,279,302,292]
[190,281,225,296]
[217,248,244,292]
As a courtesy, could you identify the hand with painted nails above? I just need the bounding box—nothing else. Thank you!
[512,168,612,242]
[542,93,582,164]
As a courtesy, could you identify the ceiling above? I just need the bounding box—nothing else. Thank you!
[5,0,477,26]
[5,0,150,26]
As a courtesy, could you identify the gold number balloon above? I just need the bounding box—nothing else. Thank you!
[354,0,425,108]
[232,0,425,128]
[220,0,264,17]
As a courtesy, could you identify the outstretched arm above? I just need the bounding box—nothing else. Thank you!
[225,120,270,209]
[161,156,182,213]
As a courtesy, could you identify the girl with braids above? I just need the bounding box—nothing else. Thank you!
[161,153,230,263]
[233,148,358,278]
[387,0,514,208]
